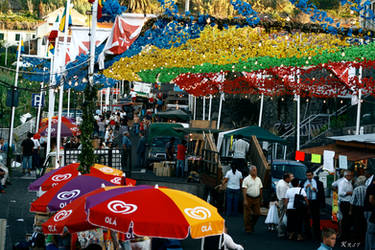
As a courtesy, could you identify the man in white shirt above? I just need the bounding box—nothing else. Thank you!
[276,173,291,237]
[242,165,263,233]
[31,135,41,175]
[338,170,353,241]
[232,135,250,177]
[223,165,243,216]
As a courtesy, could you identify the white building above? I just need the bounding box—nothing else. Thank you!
[35,7,87,57]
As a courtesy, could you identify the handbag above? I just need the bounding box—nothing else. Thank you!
[293,188,307,210]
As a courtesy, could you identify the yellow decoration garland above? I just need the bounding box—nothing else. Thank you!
[104,26,349,81]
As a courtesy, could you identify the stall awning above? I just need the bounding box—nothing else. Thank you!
[222,126,285,143]
[301,144,375,162]
[154,109,190,122]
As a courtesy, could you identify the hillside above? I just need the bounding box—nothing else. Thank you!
[0,0,357,30]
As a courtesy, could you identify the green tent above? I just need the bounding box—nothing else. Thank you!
[223,126,286,143]
[146,122,185,143]
[154,109,190,122]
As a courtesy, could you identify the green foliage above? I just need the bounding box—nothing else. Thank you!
[0,69,36,128]
[311,0,340,10]
[78,84,97,174]
[330,114,348,129]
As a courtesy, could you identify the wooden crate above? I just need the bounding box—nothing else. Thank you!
[34,214,50,226]
[191,120,217,129]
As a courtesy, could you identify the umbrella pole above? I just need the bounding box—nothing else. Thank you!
[201,237,205,250]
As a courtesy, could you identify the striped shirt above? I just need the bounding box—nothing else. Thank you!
[350,185,367,207]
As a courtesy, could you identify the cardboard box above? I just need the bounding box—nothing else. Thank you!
[34,214,50,226]
[162,166,171,177]
[156,166,164,176]
[153,162,162,174]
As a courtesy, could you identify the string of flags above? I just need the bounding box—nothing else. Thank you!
[295,150,348,173]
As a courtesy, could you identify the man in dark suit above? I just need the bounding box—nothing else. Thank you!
[301,170,322,241]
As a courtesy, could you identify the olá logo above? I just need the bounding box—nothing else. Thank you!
[184,206,211,220]
[57,189,81,200]
[100,167,114,174]
[110,177,122,185]
[107,200,137,214]
[53,209,72,222]
[51,173,72,182]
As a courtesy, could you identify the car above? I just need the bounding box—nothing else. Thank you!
[146,136,181,163]
[145,123,186,167]
[270,160,307,190]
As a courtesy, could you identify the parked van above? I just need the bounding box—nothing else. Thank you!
[271,160,307,190]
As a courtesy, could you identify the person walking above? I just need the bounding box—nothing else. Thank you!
[136,132,146,169]
[31,134,41,176]
[223,164,243,216]
[365,169,374,187]
[284,178,308,241]
[122,131,132,173]
[21,132,34,176]
[165,137,175,161]
[350,175,367,243]
[338,170,353,241]
[276,173,291,237]
[176,140,187,177]
[242,165,263,233]
[231,135,250,177]
[302,170,321,240]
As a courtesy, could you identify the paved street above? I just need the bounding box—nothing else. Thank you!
[0,167,362,250]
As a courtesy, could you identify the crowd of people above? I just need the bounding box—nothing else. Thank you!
[222,153,375,250]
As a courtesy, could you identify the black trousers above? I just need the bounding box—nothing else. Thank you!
[352,205,366,243]
[304,199,321,239]
[340,201,352,241]
[287,209,303,234]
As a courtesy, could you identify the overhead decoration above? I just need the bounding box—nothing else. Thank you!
[135,41,375,84]
[104,26,350,81]
[172,59,375,98]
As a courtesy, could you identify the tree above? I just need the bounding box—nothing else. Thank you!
[78,82,97,174]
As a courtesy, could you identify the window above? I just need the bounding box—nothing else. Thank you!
[0,33,4,40]
[32,34,36,39]
[15,34,20,41]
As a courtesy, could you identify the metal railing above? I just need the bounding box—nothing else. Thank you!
[64,149,123,170]
[281,104,350,141]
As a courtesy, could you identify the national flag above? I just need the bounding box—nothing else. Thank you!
[48,43,55,55]
[98,15,145,69]
[17,39,24,56]
[59,5,73,32]
[20,40,25,53]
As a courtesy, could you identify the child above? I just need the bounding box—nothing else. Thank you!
[317,228,336,250]
[265,194,279,231]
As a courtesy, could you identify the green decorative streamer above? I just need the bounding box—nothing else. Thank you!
[138,42,375,83]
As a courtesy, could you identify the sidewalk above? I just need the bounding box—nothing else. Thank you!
[0,167,36,249]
